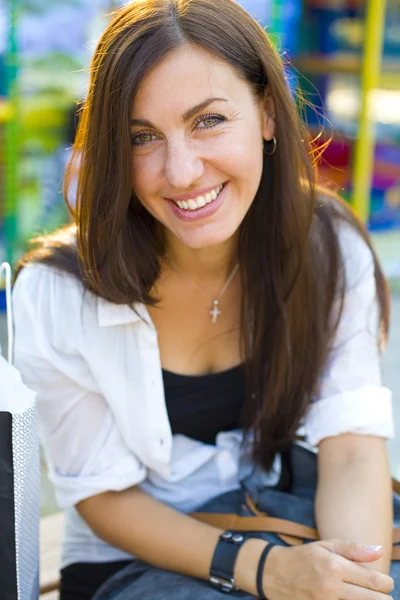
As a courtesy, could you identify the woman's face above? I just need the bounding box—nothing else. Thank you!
[130,45,275,250]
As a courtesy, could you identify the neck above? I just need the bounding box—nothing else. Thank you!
[164,232,238,280]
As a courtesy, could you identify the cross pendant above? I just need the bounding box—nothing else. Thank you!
[210,300,222,323]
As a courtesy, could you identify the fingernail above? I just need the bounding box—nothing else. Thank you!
[366,545,384,552]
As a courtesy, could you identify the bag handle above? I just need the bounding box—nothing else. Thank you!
[0,262,13,365]
[190,512,400,560]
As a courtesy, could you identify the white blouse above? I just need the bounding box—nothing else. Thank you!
[12,222,394,568]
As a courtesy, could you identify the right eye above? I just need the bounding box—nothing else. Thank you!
[131,131,158,146]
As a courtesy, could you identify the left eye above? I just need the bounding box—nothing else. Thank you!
[195,114,226,129]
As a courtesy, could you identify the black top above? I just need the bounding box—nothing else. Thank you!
[60,365,246,600]
[163,363,245,444]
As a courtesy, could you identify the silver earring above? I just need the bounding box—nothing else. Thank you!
[264,136,277,156]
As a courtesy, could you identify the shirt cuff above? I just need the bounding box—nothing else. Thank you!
[49,454,147,509]
[305,385,394,447]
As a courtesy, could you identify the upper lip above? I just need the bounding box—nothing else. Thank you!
[165,182,225,203]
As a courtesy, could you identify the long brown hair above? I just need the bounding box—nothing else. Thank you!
[16,0,390,470]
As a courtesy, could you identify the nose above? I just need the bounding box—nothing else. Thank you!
[164,138,204,190]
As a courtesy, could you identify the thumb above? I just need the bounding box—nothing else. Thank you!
[320,540,384,563]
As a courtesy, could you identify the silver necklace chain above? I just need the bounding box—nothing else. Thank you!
[165,255,239,323]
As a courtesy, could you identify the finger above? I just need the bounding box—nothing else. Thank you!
[321,540,385,563]
[340,582,393,600]
[343,562,394,595]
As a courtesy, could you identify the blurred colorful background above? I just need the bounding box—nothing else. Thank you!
[1,0,400,266]
[0,0,399,505]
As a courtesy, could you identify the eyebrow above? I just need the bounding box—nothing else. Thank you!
[130,97,228,128]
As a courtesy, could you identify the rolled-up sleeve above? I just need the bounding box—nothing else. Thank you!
[304,224,394,447]
[13,265,147,509]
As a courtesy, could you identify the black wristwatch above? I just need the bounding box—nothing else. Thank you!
[209,530,247,593]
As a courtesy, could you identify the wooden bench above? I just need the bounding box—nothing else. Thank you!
[40,512,64,599]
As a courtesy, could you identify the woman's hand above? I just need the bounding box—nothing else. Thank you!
[263,540,394,600]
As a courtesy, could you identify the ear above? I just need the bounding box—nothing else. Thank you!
[261,91,276,141]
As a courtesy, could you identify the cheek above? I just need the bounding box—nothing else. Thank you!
[131,152,162,193]
[236,123,264,165]
[213,134,263,190]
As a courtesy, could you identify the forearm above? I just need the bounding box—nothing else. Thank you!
[316,438,393,574]
[77,486,266,594]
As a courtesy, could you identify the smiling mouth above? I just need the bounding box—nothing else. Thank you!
[171,183,225,211]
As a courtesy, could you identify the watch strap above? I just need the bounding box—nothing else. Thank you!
[209,531,247,593]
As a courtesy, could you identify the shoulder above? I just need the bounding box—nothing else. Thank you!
[313,189,377,291]
[14,262,86,313]
[13,225,88,324]
[13,262,99,355]
[337,220,375,290]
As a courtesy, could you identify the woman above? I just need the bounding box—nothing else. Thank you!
[13,0,396,599]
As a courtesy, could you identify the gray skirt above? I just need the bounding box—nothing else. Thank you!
[92,444,400,600]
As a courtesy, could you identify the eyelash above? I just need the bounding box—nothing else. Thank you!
[193,112,227,129]
[130,113,227,147]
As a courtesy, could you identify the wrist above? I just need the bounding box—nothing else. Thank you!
[234,538,268,595]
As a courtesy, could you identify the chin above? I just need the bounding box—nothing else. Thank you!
[178,228,239,250]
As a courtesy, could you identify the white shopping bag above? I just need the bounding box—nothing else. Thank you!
[0,262,40,600]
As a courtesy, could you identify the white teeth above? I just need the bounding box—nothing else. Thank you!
[174,184,224,211]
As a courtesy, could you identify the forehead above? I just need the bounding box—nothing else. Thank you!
[131,45,250,117]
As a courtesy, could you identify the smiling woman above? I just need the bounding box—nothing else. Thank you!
[11,1,397,599]
[129,46,270,246]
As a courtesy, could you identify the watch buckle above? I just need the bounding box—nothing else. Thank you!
[210,575,237,593]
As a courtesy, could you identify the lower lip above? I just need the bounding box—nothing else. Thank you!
[166,183,228,222]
